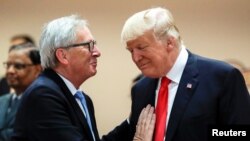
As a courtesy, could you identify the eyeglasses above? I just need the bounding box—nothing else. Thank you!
[3,62,34,70]
[66,40,97,52]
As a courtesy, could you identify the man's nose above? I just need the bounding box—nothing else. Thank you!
[132,49,142,62]
[92,45,101,57]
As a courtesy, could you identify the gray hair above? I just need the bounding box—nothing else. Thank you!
[39,15,88,69]
[121,7,182,45]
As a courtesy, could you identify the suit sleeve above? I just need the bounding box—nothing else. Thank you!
[101,120,131,141]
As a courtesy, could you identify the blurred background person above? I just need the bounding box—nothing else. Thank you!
[0,43,41,141]
[0,35,36,96]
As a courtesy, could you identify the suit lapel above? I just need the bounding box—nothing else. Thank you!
[143,78,158,106]
[166,53,199,141]
[43,69,95,141]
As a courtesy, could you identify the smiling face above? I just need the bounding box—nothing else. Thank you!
[5,49,41,94]
[55,27,101,87]
[70,28,100,79]
[126,31,178,78]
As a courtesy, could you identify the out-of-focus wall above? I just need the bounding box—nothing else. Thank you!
[1,0,249,136]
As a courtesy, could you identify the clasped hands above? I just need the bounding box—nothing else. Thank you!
[133,105,156,141]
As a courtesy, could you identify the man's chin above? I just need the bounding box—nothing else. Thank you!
[141,70,161,78]
[7,83,16,87]
[8,85,18,90]
[91,70,97,76]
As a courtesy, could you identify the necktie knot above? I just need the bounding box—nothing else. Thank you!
[161,76,171,87]
[74,91,84,101]
[74,91,88,117]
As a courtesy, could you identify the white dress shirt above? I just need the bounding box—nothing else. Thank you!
[155,45,188,135]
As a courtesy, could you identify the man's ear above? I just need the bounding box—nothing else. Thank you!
[166,36,176,51]
[34,65,43,77]
[55,48,69,65]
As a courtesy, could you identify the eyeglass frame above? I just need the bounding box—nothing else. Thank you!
[65,40,97,52]
[3,62,34,70]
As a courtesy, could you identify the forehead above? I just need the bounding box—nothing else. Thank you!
[126,31,156,48]
[10,38,26,46]
[8,49,31,62]
[77,27,94,41]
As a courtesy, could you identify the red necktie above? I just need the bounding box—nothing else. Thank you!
[154,77,170,141]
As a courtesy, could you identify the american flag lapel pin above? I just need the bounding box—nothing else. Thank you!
[186,83,192,89]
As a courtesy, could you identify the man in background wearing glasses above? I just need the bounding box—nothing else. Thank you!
[11,15,155,141]
[0,35,36,96]
[0,43,42,141]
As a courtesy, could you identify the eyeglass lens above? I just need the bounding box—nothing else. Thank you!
[3,62,33,70]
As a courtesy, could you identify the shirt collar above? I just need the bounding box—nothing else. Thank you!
[57,73,78,96]
[167,45,188,84]
[12,93,22,100]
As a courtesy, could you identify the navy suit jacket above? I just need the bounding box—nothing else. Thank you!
[11,69,129,141]
[129,52,250,141]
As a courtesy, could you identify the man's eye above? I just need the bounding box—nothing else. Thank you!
[14,64,25,69]
[138,46,148,50]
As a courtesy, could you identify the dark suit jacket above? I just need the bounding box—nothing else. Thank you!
[129,52,250,141]
[0,77,10,96]
[11,69,130,141]
[0,94,20,141]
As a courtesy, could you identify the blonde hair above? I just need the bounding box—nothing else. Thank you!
[121,7,181,45]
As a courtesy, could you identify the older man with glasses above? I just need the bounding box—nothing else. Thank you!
[11,15,155,141]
